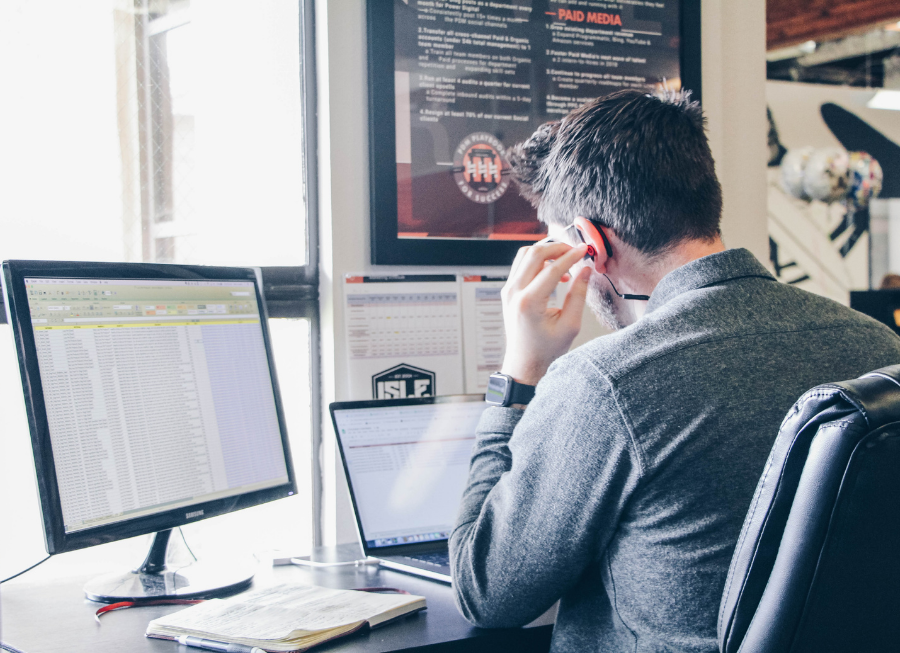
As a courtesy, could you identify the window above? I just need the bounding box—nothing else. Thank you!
[0,0,319,577]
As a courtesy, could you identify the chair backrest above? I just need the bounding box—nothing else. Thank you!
[718,364,900,653]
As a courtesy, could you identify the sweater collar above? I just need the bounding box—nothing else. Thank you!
[645,248,776,314]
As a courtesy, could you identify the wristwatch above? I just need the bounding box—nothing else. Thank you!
[485,372,536,407]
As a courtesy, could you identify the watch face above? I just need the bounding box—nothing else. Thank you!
[485,374,510,405]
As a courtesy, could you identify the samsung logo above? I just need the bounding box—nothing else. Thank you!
[185,510,204,519]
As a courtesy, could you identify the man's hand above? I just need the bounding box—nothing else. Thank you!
[500,241,592,386]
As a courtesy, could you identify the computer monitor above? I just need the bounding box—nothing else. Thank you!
[850,290,900,337]
[1,260,296,603]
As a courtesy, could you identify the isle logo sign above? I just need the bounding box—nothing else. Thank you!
[372,364,435,399]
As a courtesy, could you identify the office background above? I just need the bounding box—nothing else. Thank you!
[316,0,769,545]
[0,0,766,581]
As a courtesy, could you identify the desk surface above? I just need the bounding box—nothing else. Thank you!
[0,546,553,653]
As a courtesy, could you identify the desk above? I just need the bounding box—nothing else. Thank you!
[0,546,553,653]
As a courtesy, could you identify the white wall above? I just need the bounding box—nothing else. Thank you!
[315,0,768,544]
[766,81,900,300]
[767,81,900,147]
[702,0,769,261]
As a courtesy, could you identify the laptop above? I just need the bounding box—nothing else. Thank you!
[330,394,488,583]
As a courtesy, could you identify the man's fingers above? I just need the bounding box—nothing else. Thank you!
[508,245,530,282]
[543,259,571,282]
[507,241,576,292]
[559,265,591,329]
[526,244,589,301]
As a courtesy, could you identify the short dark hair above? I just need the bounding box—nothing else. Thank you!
[509,89,722,255]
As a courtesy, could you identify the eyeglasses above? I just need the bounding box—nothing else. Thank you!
[563,221,613,258]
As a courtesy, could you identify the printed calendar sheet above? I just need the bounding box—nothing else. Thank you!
[344,275,465,399]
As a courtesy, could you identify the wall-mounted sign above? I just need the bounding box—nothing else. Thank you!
[343,275,465,399]
[368,0,701,265]
[372,363,437,399]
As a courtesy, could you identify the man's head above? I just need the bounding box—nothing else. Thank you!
[508,89,723,329]
[509,89,722,256]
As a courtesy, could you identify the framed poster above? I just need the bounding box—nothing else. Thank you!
[369,0,702,265]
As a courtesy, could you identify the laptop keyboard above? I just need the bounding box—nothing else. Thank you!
[403,551,450,568]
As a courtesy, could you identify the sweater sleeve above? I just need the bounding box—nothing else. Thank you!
[450,354,644,628]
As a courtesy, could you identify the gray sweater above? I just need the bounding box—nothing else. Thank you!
[450,249,900,652]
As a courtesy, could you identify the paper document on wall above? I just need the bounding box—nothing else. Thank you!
[460,275,566,394]
[344,275,464,399]
[460,276,506,394]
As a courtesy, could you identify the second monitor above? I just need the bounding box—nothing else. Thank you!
[2,260,296,602]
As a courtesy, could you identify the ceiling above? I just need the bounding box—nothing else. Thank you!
[767,0,900,86]
[768,0,900,50]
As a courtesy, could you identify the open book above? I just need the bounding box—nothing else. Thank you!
[146,583,427,652]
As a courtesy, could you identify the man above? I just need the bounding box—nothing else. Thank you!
[449,89,900,652]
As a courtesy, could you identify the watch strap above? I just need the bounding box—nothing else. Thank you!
[486,372,537,407]
[508,380,535,406]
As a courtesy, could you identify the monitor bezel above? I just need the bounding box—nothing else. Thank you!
[850,290,900,337]
[2,259,298,555]
[330,393,486,558]
[367,0,703,265]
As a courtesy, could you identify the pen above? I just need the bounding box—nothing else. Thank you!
[176,634,266,653]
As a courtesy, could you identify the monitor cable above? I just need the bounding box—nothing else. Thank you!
[290,556,380,568]
[0,555,50,585]
[177,526,198,562]
[0,641,27,653]
[0,527,192,585]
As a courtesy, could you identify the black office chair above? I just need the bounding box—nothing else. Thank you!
[718,364,900,653]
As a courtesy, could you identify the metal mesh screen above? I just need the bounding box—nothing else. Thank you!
[114,0,192,263]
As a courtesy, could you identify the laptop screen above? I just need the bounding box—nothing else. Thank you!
[332,397,487,549]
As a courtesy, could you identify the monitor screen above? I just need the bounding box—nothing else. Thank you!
[2,261,295,555]
[850,290,900,337]
[332,398,486,549]
[24,277,289,534]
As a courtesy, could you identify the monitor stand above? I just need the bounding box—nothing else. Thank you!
[83,529,255,603]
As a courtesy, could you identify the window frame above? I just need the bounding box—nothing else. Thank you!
[0,0,323,547]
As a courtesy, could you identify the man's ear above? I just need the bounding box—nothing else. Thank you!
[573,216,611,273]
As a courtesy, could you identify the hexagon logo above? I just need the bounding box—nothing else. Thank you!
[372,363,436,399]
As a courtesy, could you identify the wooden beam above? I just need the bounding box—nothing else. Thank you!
[768,0,900,50]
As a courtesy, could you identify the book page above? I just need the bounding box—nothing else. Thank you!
[147,584,424,641]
